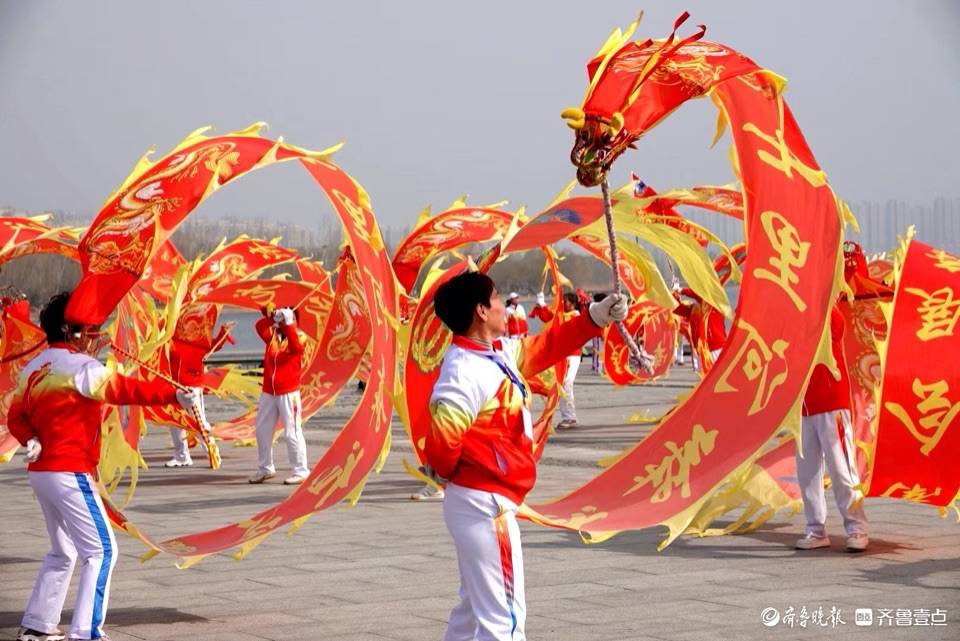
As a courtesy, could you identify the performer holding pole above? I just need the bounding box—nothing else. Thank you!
[248,303,310,485]
[165,318,235,468]
[7,292,201,641]
[425,271,626,641]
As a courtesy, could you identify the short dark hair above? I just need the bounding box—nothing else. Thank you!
[40,292,72,343]
[433,271,495,335]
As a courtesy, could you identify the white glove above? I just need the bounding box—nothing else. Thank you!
[273,307,295,326]
[176,388,202,412]
[589,293,629,326]
[535,292,546,307]
[24,437,41,463]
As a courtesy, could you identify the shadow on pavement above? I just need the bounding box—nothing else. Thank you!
[856,556,960,591]
[0,606,208,629]
[525,523,916,561]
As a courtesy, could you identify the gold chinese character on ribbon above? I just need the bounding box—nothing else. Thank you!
[927,249,960,274]
[905,286,960,341]
[880,482,943,503]
[885,378,959,455]
[741,96,826,188]
[305,441,365,508]
[714,318,789,415]
[752,210,810,312]
[237,509,284,541]
[546,505,609,530]
[332,188,386,252]
[623,424,718,502]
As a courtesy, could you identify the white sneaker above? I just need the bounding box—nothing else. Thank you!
[410,484,444,501]
[846,534,869,552]
[17,627,65,641]
[164,458,193,468]
[283,473,308,485]
[795,534,831,550]
[248,470,276,484]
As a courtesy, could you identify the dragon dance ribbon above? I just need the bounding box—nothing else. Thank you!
[58,126,398,566]
[520,14,847,548]
[867,236,960,513]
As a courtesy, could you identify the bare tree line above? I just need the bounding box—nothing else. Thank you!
[0,214,621,308]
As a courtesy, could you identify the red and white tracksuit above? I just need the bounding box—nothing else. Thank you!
[425,313,600,641]
[797,309,868,538]
[254,318,309,477]
[6,344,177,639]
[167,328,231,463]
[505,303,528,338]
[529,306,583,423]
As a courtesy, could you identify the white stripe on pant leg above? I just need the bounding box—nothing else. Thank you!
[818,410,869,536]
[254,392,280,474]
[279,391,309,476]
[22,473,78,635]
[442,483,525,641]
[796,415,828,537]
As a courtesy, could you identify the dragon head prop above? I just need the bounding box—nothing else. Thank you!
[563,12,773,186]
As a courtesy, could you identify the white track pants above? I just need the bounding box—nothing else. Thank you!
[170,385,207,464]
[795,409,868,537]
[254,390,309,476]
[442,483,525,641]
[23,471,117,640]
[169,428,191,464]
[559,355,580,423]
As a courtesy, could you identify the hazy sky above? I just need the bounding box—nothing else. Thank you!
[1,1,958,230]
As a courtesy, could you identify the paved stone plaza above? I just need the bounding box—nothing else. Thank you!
[1,366,957,641]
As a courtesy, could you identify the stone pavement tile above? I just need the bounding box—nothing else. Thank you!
[366,621,448,641]
[262,632,392,641]
[697,583,886,610]
[247,612,441,638]
[525,580,635,602]
[523,614,670,641]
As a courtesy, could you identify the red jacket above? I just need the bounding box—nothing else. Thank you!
[6,344,178,474]
[529,305,583,357]
[674,293,727,352]
[256,317,306,395]
[803,308,851,416]
[506,303,528,337]
[170,326,233,386]
[425,312,600,504]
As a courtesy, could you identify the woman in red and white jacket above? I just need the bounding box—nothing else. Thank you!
[249,305,310,485]
[426,271,626,641]
[6,292,197,641]
[165,319,234,468]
